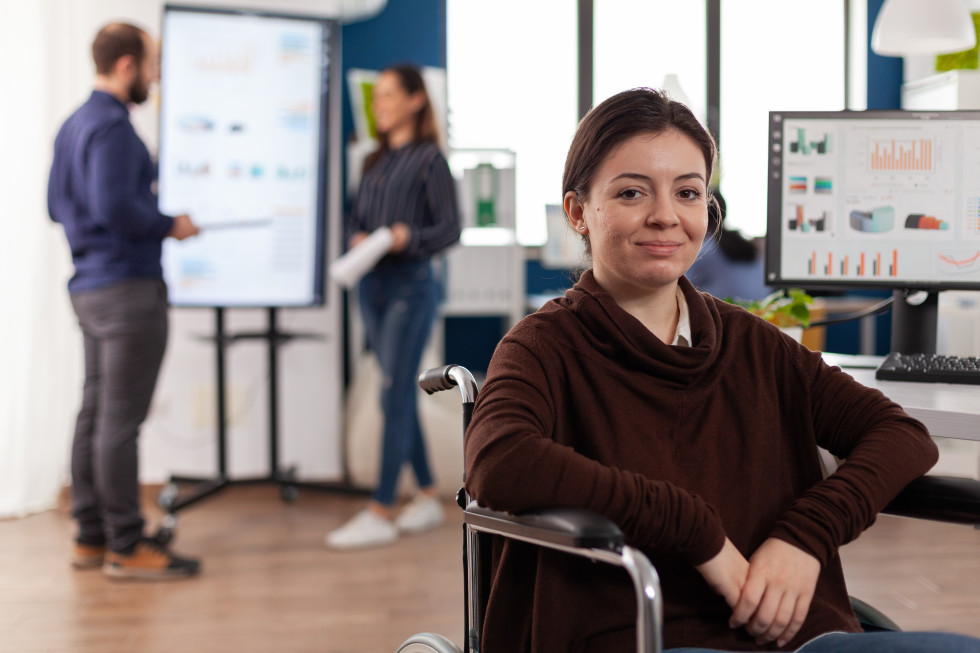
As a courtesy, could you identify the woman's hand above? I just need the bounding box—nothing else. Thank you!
[729,538,821,648]
[348,231,369,249]
[694,537,749,610]
[389,222,411,253]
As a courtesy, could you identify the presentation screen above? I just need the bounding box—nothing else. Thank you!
[158,5,332,307]
[766,110,980,292]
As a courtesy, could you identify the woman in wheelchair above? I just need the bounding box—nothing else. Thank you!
[463,88,980,652]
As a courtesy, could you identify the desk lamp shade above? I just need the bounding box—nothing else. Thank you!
[872,0,976,56]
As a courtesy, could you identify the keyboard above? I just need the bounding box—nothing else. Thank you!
[875,352,980,385]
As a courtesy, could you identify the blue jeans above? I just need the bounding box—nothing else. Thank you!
[667,631,980,652]
[358,260,441,506]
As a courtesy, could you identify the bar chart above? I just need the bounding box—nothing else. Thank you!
[869,138,933,172]
[805,249,899,278]
[789,128,831,155]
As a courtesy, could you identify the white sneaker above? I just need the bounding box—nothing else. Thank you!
[395,495,445,534]
[325,509,398,550]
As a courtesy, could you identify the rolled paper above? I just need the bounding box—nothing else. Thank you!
[328,226,394,288]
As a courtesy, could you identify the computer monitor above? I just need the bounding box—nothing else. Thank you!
[766,110,980,353]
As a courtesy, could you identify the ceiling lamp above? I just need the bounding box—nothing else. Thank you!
[871,0,976,56]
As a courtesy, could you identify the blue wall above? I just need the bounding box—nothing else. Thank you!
[866,0,904,109]
[341,0,446,153]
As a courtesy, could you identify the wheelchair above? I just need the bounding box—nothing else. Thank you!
[397,364,980,653]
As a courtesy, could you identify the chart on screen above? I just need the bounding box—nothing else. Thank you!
[158,7,333,307]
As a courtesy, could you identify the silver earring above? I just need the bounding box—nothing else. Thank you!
[578,225,585,231]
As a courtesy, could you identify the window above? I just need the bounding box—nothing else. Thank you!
[447,0,578,245]
[448,1,847,241]
[594,0,707,121]
[720,0,845,236]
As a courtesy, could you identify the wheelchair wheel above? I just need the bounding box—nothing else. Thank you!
[850,595,902,632]
[395,633,462,653]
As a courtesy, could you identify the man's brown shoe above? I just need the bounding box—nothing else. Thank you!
[103,538,201,580]
[71,542,106,569]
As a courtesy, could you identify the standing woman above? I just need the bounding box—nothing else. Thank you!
[327,65,461,550]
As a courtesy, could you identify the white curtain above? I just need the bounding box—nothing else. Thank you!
[0,1,88,518]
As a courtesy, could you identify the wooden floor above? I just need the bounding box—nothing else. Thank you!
[1,485,978,652]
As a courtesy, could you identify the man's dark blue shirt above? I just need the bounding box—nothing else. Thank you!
[48,90,174,293]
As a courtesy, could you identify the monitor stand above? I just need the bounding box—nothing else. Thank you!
[890,290,939,355]
[153,307,369,543]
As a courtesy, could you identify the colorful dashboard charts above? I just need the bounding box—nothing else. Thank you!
[806,249,899,278]
[905,214,950,230]
[788,205,828,232]
[869,138,933,172]
[848,208,950,232]
[850,207,894,233]
[789,128,831,155]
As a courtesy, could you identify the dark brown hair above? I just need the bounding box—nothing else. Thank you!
[364,65,440,173]
[562,88,718,256]
[92,23,146,76]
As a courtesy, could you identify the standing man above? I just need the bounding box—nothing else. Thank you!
[48,22,201,580]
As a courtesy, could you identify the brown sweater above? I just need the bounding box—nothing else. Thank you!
[464,271,938,652]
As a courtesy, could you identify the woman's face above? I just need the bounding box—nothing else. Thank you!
[371,71,421,137]
[565,129,709,298]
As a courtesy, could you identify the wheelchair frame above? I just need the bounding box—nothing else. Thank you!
[396,364,661,652]
[398,363,980,653]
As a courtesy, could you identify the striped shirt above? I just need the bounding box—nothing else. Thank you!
[348,140,461,266]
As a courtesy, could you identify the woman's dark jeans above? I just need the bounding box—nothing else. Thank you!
[358,260,441,505]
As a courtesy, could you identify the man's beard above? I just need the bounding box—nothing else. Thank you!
[128,76,149,105]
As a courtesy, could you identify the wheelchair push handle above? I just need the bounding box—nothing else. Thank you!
[419,365,461,394]
[418,364,479,405]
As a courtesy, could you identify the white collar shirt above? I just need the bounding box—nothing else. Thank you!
[672,285,692,347]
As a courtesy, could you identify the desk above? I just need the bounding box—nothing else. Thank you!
[823,353,980,443]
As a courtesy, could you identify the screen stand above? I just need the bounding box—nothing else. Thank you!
[889,289,939,355]
[155,307,369,542]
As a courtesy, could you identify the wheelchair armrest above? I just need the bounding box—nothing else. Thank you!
[882,475,980,525]
[462,502,662,653]
[464,502,624,552]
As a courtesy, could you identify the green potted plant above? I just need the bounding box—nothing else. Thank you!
[728,288,813,339]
